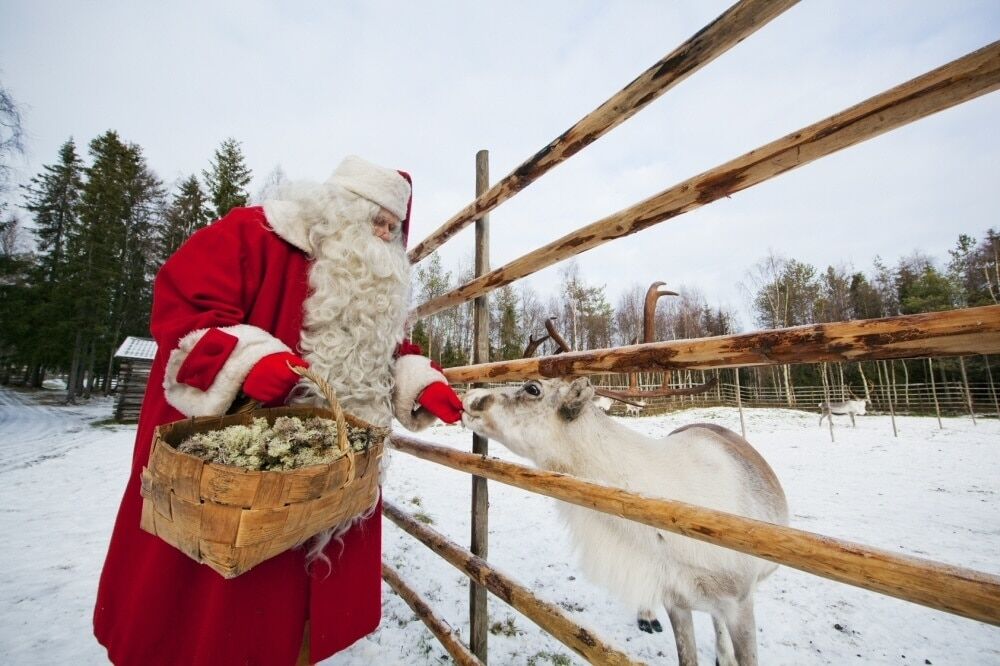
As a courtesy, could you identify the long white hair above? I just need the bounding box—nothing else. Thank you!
[275,180,410,567]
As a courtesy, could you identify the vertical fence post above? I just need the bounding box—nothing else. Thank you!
[928,358,944,429]
[858,362,873,407]
[985,355,1000,421]
[734,367,746,438]
[881,360,898,437]
[837,362,846,401]
[958,356,977,425]
[820,362,835,443]
[470,150,490,663]
[901,359,911,410]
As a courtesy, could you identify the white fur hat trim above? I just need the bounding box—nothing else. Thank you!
[328,155,410,220]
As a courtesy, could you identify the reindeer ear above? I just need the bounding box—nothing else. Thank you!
[558,377,594,421]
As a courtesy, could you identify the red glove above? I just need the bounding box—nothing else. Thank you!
[417,382,463,424]
[395,340,423,357]
[242,352,309,405]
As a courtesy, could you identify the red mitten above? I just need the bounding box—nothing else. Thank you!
[242,352,309,405]
[395,340,423,357]
[417,382,463,424]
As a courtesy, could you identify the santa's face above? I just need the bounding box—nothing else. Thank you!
[372,207,402,242]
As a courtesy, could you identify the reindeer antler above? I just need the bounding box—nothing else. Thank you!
[545,317,572,355]
[521,332,551,359]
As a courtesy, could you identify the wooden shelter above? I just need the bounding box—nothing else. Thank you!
[114,336,157,423]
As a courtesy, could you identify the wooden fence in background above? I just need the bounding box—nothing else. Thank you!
[383,2,1000,663]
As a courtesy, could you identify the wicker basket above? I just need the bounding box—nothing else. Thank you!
[139,365,388,579]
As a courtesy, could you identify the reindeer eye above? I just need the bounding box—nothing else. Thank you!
[524,382,541,397]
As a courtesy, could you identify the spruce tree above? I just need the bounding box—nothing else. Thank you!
[0,215,38,383]
[23,139,84,281]
[20,139,85,373]
[203,138,252,219]
[157,175,211,265]
[67,131,163,399]
[492,285,521,361]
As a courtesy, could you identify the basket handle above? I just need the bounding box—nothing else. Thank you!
[289,364,356,482]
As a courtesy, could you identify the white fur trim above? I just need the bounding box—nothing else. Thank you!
[392,355,448,431]
[261,198,312,252]
[163,324,291,417]
[327,155,410,220]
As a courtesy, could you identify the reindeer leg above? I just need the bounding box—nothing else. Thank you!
[637,607,662,633]
[666,606,698,666]
[711,613,737,666]
[721,597,759,666]
[850,412,856,428]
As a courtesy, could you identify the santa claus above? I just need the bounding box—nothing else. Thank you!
[94,156,463,665]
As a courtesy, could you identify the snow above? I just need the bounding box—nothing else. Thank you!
[0,385,997,665]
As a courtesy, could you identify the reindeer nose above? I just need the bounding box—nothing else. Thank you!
[464,390,493,413]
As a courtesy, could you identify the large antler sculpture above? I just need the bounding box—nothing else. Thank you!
[541,310,716,404]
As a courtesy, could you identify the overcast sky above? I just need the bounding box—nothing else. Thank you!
[3,1,999,331]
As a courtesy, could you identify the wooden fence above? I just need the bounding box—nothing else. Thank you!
[465,375,1000,419]
[383,2,1000,663]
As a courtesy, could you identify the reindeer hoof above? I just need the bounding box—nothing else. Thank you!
[637,619,653,633]
[650,619,663,632]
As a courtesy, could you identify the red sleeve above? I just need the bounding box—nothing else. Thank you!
[151,210,267,350]
[175,328,240,391]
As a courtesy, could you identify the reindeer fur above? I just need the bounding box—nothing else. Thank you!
[462,377,788,666]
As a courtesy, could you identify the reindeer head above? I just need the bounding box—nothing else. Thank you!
[462,377,596,463]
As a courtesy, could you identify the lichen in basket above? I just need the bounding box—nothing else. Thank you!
[175,416,374,471]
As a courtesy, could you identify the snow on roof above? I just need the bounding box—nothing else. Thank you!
[114,336,158,360]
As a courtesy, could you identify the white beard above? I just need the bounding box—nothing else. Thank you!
[271,182,411,566]
[284,185,411,428]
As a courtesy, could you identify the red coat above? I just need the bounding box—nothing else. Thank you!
[94,205,443,665]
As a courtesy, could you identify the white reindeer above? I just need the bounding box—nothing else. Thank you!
[624,399,646,417]
[818,397,869,427]
[462,377,788,666]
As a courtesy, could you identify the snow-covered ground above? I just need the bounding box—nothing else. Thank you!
[0,385,997,665]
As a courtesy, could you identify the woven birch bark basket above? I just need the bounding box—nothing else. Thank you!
[140,365,388,579]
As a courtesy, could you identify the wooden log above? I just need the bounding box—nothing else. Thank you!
[383,500,643,665]
[412,41,1000,320]
[382,561,484,666]
[407,0,798,263]
[389,434,1000,627]
[470,149,490,662]
[443,306,1000,383]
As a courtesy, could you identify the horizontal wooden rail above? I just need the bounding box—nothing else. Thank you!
[407,0,798,263]
[383,500,643,665]
[382,560,484,666]
[442,306,1000,383]
[412,40,1000,320]
[389,434,1000,627]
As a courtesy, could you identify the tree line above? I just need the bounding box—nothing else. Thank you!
[411,231,999,398]
[0,127,253,400]
[1,79,996,403]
